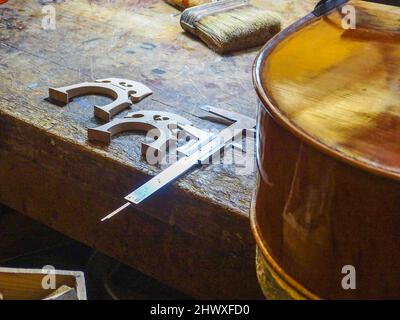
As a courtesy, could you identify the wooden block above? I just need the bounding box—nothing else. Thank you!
[0,0,317,299]
[0,267,86,300]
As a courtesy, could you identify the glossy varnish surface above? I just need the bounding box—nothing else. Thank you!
[253,0,400,299]
[260,0,400,179]
[254,110,400,298]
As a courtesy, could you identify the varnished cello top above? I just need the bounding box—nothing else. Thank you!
[254,0,400,180]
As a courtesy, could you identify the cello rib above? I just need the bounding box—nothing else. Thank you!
[252,0,400,299]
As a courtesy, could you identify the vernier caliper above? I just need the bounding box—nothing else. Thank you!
[101,105,256,222]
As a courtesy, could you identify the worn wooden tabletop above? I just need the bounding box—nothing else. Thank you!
[0,0,316,299]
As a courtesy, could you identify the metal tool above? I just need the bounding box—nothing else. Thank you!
[101,105,256,222]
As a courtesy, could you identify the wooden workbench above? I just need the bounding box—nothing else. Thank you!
[0,0,316,299]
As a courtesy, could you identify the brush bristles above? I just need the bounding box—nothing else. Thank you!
[192,6,281,53]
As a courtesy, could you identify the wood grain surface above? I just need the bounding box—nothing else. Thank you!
[0,267,86,300]
[0,0,317,298]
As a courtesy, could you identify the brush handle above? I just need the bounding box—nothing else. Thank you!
[181,0,249,29]
[164,0,211,10]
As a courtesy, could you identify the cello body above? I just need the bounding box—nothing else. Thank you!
[251,0,400,299]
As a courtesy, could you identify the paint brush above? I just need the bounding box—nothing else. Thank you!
[164,0,211,10]
[180,0,282,53]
